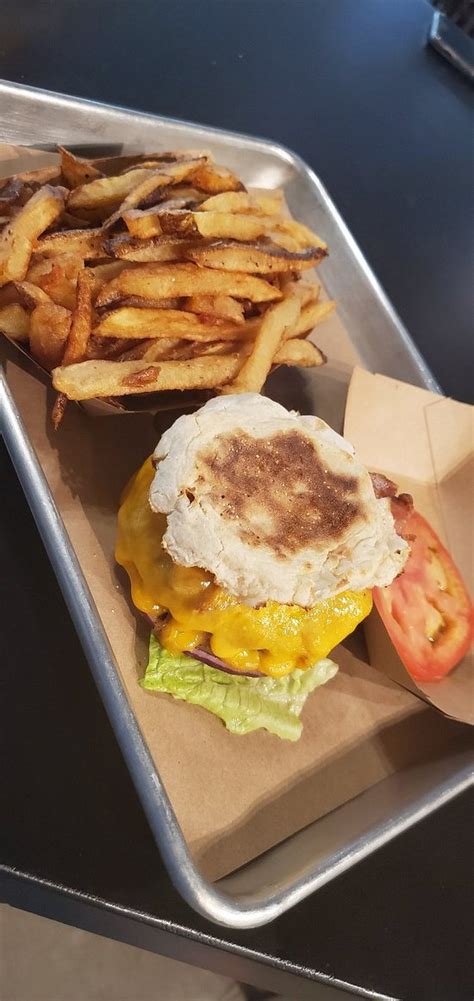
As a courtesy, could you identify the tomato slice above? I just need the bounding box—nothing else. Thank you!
[374,510,473,682]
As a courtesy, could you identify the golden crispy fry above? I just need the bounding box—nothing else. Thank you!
[92,149,209,174]
[86,335,140,360]
[122,208,175,239]
[89,260,132,283]
[67,167,162,211]
[14,280,52,309]
[103,157,209,227]
[287,298,336,338]
[282,278,322,304]
[0,186,66,286]
[26,254,82,310]
[222,294,300,393]
[52,332,323,400]
[276,338,325,367]
[116,336,185,362]
[121,337,242,363]
[51,391,69,429]
[52,268,95,425]
[94,306,239,341]
[269,230,301,253]
[0,303,30,341]
[104,234,191,263]
[91,152,177,174]
[117,295,181,309]
[158,209,268,241]
[35,227,105,260]
[275,219,327,250]
[52,355,240,398]
[29,302,71,370]
[95,262,282,308]
[190,162,245,194]
[61,269,95,365]
[0,166,61,187]
[185,240,327,274]
[1,148,332,411]
[200,189,284,216]
[59,147,104,188]
[123,190,206,237]
[183,294,244,325]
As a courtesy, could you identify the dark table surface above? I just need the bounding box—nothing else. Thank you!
[1,1,473,999]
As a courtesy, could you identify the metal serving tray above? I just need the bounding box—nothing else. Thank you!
[1,80,472,929]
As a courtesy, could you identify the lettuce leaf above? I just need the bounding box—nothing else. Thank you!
[142,635,338,741]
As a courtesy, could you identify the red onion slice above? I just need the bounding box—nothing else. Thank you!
[185,647,263,678]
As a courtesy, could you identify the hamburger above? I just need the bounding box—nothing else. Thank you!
[116,394,408,740]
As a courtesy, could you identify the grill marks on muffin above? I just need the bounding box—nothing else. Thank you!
[198,430,362,557]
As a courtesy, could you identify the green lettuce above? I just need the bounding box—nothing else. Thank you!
[142,635,338,741]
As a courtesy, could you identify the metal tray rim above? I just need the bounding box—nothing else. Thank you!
[1,82,468,932]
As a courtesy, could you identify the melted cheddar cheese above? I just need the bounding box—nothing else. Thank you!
[116,458,372,677]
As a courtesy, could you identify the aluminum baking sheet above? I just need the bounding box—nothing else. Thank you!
[0,80,471,931]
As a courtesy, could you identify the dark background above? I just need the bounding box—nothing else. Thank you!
[1,1,473,999]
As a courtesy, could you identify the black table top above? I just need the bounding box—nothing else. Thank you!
[1,1,473,999]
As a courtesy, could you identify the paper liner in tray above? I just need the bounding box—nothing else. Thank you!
[345,368,473,725]
[2,340,468,882]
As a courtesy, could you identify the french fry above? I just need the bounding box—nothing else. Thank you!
[103,157,209,227]
[3,166,61,186]
[14,280,52,309]
[92,149,209,174]
[29,302,71,371]
[1,146,332,414]
[222,294,300,394]
[274,219,327,250]
[86,335,141,360]
[59,147,104,188]
[0,303,30,341]
[157,209,268,241]
[276,338,325,367]
[52,268,96,427]
[116,336,186,362]
[287,298,336,338]
[123,191,206,237]
[116,295,181,309]
[35,227,105,260]
[60,269,95,365]
[200,189,284,216]
[183,294,245,325]
[52,334,323,401]
[90,260,132,283]
[93,306,240,341]
[104,234,191,263]
[52,355,240,398]
[185,240,327,274]
[190,162,245,194]
[95,262,282,308]
[0,186,66,286]
[91,152,180,174]
[26,254,82,310]
[66,167,163,211]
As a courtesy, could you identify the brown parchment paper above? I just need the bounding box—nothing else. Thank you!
[345,368,473,725]
[1,145,469,881]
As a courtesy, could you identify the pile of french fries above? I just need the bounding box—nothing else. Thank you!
[0,146,335,425]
